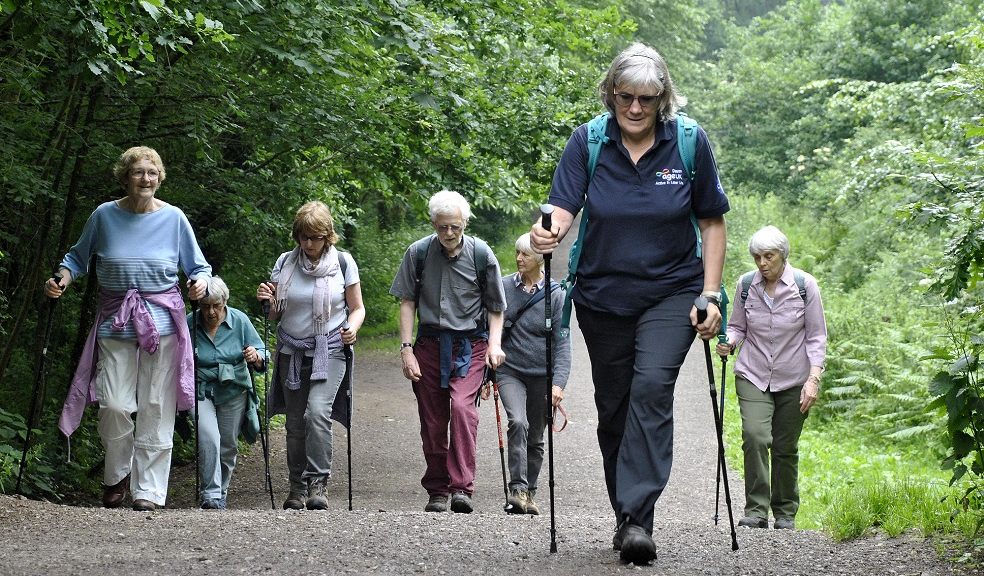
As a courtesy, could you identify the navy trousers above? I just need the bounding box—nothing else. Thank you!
[576,290,697,531]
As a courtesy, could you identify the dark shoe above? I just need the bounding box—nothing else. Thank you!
[618,522,657,565]
[200,498,225,510]
[449,492,473,514]
[506,489,527,514]
[612,529,621,551]
[282,492,306,510]
[306,478,328,510]
[773,517,795,530]
[102,474,129,508]
[738,516,768,528]
[132,499,157,512]
[424,494,448,513]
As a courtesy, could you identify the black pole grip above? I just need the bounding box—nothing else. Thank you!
[261,280,272,315]
[695,295,709,324]
[540,204,553,231]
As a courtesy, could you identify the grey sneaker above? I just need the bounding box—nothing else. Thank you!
[306,478,328,510]
[506,489,527,514]
[282,492,306,510]
[424,494,448,512]
[450,492,473,514]
[773,517,795,530]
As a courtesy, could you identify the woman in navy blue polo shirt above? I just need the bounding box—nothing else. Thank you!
[531,42,730,565]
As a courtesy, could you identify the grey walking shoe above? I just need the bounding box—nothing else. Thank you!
[282,492,306,510]
[773,517,795,530]
[524,492,540,516]
[306,478,328,510]
[424,494,448,512]
[738,516,768,528]
[450,491,473,513]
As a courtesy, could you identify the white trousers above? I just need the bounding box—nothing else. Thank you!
[96,335,177,505]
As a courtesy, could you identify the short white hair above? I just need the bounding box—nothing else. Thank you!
[201,276,230,305]
[428,189,471,223]
[515,232,544,266]
[748,225,790,260]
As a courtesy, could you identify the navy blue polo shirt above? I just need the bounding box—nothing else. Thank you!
[549,115,729,316]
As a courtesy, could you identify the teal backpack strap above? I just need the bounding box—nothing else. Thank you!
[561,112,610,336]
[677,113,703,259]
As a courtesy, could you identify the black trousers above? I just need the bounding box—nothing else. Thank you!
[576,290,697,531]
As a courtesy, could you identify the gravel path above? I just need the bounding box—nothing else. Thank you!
[0,328,971,575]
[0,225,972,575]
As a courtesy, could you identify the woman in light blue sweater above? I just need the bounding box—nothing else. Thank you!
[45,146,211,512]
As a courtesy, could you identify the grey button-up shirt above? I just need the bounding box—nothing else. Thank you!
[390,234,507,332]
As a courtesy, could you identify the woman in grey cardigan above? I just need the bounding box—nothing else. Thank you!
[490,232,571,514]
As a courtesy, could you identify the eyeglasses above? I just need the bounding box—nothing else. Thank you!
[613,92,659,109]
[435,224,463,234]
[300,234,327,243]
[130,169,160,179]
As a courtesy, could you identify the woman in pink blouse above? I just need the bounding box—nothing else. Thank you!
[717,225,827,531]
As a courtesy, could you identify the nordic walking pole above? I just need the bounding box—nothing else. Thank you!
[714,288,730,526]
[696,296,739,551]
[15,268,63,495]
[489,368,514,513]
[261,296,275,509]
[540,204,558,554]
[342,319,353,511]
[191,294,201,507]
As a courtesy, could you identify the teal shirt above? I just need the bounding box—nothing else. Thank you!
[187,306,265,404]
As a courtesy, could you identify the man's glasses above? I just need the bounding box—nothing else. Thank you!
[435,224,463,234]
[130,169,160,179]
[613,92,659,109]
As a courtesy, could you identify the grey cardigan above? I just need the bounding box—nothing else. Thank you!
[497,273,571,389]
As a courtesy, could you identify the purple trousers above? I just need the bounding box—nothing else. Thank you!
[412,336,487,496]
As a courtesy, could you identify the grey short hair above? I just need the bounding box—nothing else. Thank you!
[748,225,790,260]
[515,232,544,266]
[428,189,471,223]
[598,43,687,122]
[201,276,230,305]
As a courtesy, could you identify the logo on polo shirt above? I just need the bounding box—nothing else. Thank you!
[654,168,686,186]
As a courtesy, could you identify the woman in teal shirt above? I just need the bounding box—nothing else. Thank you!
[189,276,266,509]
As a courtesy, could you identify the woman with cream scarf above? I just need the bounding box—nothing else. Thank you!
[256,201,365,510]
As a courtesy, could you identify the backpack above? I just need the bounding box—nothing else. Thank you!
[413,234,491,324]
[738,270,807,305]
[560,112,702,334]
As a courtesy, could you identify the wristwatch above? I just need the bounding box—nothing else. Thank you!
[400,342,413,351]
[703,294,721,307]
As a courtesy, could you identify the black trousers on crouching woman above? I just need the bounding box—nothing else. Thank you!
[576,290,698,532]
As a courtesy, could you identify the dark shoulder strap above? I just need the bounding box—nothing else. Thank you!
[740,271,756,304]
[793,270,807,303]
[507,281,559,328]
[336,249,350,310]
[472,236,490,298]
[413,235,436,306]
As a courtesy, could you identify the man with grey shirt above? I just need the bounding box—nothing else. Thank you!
[390,190,507,514]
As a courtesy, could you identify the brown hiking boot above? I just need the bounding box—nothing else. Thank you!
[306,478,328,510]
[102,474,129,508]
